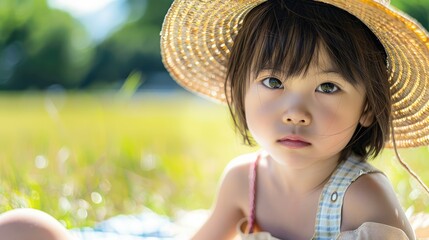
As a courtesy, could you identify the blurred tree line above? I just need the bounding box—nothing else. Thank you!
[0,0,428,90]
[0,0,172,90]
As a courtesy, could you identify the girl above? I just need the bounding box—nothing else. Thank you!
[161,0,429,239]
[1,0,428,239]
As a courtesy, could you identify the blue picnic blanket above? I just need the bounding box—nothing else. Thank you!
[70,209,180,240]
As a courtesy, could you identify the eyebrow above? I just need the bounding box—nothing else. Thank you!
[318,67,342,75]
[318,67,363,88]
[256,67,344,79]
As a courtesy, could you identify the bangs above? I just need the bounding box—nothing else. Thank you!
[233,0,386,87]
[250,4,320,80]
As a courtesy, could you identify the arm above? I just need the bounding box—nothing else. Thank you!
[192,156,251,240]
[342,172,415,240]
[0,208,75,240]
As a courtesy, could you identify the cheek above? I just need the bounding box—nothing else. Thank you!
[244,86,271,138]
[244,89,262,129]
[314,98,362,135]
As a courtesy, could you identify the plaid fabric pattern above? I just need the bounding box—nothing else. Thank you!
[312,156,379,240]
[70,208,177,240]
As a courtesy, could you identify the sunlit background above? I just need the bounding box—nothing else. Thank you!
[0,0,429,229]
[48,0,129,42]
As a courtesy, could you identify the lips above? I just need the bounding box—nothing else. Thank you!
[277,136,311,149]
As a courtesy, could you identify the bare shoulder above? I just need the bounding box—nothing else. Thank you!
[217,152,259,212]
[224,152,258,176]
[342,172,415,239]
[191,152,258,239]
[219,152,259,196]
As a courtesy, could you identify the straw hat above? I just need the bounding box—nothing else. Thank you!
[160,0,429,148]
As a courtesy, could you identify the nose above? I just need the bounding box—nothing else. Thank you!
[282,107,311,126]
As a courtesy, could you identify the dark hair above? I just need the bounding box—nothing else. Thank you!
[225,0,391,161]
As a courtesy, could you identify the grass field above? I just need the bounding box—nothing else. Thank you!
[0,91,428,228]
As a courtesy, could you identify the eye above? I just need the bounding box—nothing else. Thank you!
[261,78,284,89]
[316,82,339,94]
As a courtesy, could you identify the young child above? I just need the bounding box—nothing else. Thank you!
[1,0,428,239]
[161,0,429,239]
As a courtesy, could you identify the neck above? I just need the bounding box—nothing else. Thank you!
[265,154,340,195]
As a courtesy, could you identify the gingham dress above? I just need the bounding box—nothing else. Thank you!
[238,154,409,240]
[314,156,376,239]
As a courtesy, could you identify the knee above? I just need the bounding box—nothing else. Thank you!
[0,208,74,240]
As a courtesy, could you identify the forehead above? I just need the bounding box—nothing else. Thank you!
[254,42,338,77]
[306,45,340,75]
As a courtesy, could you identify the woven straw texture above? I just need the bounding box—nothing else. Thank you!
[160,0,429,148]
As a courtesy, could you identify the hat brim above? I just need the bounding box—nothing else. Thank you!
[161,0,429,148]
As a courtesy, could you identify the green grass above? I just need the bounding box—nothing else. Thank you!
[0,91,428,228]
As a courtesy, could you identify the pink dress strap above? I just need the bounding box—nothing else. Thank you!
[247,154,261,234]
